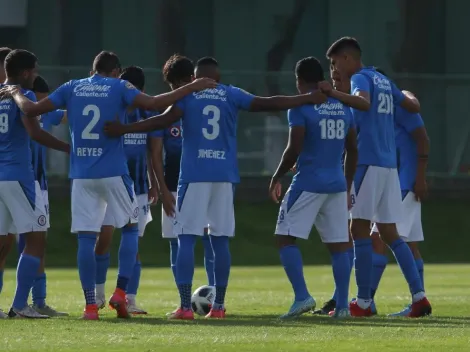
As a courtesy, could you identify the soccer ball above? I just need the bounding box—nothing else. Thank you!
[191,285,215,316]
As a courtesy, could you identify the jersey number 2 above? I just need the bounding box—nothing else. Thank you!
[82,104,100,140]
[202,105,220,140]
[378,93,393,114]
[0,113,8,133]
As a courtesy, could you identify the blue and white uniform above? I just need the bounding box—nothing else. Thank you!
[173,85,254,237]
[350,68,404,223]
[153,120,182,238]
[0,86,47,235]
[275,98,354,242]
[48,75,140,233]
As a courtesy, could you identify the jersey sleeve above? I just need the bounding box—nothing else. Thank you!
[228,85,255,110]
[24,90,37,103]
[390,81,405,105]
[48,81,72,108]
[47,109,65,126]
[119,80,141,106]
[287,108,305,128]
[350,74,371,95]
[395,110,424,133]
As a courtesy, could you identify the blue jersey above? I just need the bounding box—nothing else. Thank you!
[153,120,182,192]
[289,97,354,194]
[175,84,254,183]
[394,106,424,192]
[351,67,405,168]
[31,110,65,190]
[124,109,159,195]
[0,86,36,182]
[48,74,140,179]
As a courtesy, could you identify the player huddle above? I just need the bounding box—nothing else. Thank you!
[0,35,430,320]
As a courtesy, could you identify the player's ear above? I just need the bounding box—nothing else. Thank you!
[89,70,95,77]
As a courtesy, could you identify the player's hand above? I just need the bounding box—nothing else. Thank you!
[148,187,158,205]
[161,188,176,217]
[414,178,428,202]
[318,80,333,95]
[0,85,20,100]
[104,120,126,137]
[309,89,328,105]
[290,163,297,173]
[188,78,217,92]
[269,177,282,203]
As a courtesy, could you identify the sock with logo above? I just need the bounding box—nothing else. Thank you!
[370,253,388,300]
[176,235,197,309]
[169,239,178,282]
[390,239,423,295]
[279,244,310,301]
[117,225,139,291]
[354,238,373,306]
[202,231,215,286]
[78,233,97,305]
[13,254,41,310]
[332,251,351,310]
[32,273,47,308]
[210,235,230,309]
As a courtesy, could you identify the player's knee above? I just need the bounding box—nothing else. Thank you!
[95,226,114,255]
[23,231,47,257]
[407,242,421,259]
[371,232,387,255]
[276,235,296,249]
[326,241,350,253]
[350,219,370,239]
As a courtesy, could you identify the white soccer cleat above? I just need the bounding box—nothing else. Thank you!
[0,308,8,319]
[32,304,69,317]
[127,302,147,315]
[8,306,50,319]
[96,296,106,310]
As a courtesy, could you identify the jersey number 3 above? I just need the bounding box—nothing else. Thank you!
[319,118,345,140]
[202,105,220,140]
[82,104,100,140]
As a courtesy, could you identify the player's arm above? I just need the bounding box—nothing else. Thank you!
[248,90,327,112]
[10,89,57,117]
[22,115,69,153]
[329,74,371,111]
[344,127,358,194]
[146,140,159,205]
[411,125,430,200]
[398,89,420,113]
[131,78,216,111]
[60,110,67,124]
[273,126,304,179]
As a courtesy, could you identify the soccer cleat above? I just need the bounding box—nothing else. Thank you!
[0,309,7,319]
[166,308,179,317]
[167,307,194,320]
[349,300,373,317]
[32,304,69,317]
[280,296,316,320]
[109,288,130,319]
[407,297,432,318]
[8,306,49,319]
[127,302,147,315]
[82,304,99,320]
[329,308,351,319]
[388,304,411,317]
[96,295,106,310]
[312,299,336,315]
[205,308,226,319]
[350,298,378,315]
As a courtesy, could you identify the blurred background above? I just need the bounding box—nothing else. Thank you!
[0,0,468,266]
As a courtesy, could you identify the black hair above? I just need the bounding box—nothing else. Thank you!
[375,67,387,76]
[120,65,145,91]
[196,56,218,68]
[92,51,121,75]
[0,47,12,63]
[326,37,362,58]
[162,54,194,85]
[295,56,324,84]
[4,49,37,77]
[32,75,49,93]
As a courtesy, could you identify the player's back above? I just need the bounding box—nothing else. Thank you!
[48,74,139,179]
[0,85,35,181]
[176,83,253,183]
[291,97,354,194]
[351,67,397,168]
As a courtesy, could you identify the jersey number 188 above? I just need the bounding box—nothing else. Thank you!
[319,118,345,140]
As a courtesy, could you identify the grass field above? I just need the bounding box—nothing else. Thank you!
[1,265,469,352]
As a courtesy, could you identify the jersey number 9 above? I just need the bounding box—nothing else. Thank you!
[319,118,345,140]
[202,105,220,140]
[82,104,100,140]
[0,113,8,133]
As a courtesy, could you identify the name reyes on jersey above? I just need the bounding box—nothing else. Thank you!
[76,147,102,157]
[198,149,226,160]
[314,102,346,116]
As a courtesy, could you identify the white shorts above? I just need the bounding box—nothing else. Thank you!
[351,166,402,223]
[71,176,139,233]
[173,182,235,237]
[275,188,349,243]
[102,193,152,237]
[162,192,177,239]
[371,191,423,242]
[42,190,50,228]
[0,180,48,235]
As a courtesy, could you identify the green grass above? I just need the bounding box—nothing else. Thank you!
[1,265,470,351]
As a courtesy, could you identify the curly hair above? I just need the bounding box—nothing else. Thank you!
[162,54,194,86]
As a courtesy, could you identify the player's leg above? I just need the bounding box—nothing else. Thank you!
[275,189,318,319]
[202,227,215,287]
[95,224,114,309]
[72,179,107,320]
[126,194,152,314]
[376,172,430,317]
[170,183,210,320]
[0,233,14,318]
[161,195,178,281]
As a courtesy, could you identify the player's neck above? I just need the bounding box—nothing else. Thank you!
[4,77,22,86]
[300,84,318,94]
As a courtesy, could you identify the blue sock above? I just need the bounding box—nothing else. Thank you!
[390,239,423,294]
[331,251,351,310]
[354,238,373,300]
[32,273,47,308]
[176,235,197,309]
[169,239,178,282]
[370,253,388,299]
[415,258,424,289]
[0,270,3,294]
[127,260,141,296]
[202,233,215,286]
[332,247,354,302]
[95,253,110,285]
[117,225,139,291]
[279,244,310,301]
[210,236,230,308]
[17,234,26,255]
[78,233,97,305]
[13,254,41,310]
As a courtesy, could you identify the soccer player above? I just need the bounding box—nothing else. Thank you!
[104,56,328,320]
[94,66,159,315]
[324,37,431,317]
[271,57,357,319]
[2,50,216,320]
[0,49,70,318]
[151,55,215,295]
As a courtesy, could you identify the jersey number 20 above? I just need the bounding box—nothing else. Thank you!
[378,93,393,114]
[319,118,345,140]
[82,104,100,140]
[202,105,220,140]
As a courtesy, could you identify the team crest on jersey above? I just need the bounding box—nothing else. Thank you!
[38,215,46,226]
[125,81,136,90]
[133,207,139,219]
[170,126,181,137]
